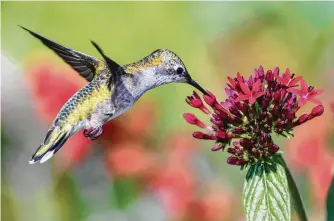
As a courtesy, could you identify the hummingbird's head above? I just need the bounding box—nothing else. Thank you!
[127,49,206,94]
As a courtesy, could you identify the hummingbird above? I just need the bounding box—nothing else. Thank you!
[21,26,207,164]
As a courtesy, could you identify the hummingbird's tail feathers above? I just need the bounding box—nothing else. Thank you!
[29,126,71,164]
[20,25,101,82]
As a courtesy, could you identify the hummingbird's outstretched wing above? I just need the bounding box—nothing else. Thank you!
[90,40,122,90]
[20,26,101,82]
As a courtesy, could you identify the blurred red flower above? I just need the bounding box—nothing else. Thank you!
[105,142,154,178]
[287,101,334,204]
[309,152,334,203]
[148,134,196,219]
[26,60,85,122]
[186,185,233,221]
[150,164,195,219]
[148,133,234,220]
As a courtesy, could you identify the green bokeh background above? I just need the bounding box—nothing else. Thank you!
[2,2,334,221]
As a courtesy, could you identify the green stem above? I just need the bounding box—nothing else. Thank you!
[278,154,308,221]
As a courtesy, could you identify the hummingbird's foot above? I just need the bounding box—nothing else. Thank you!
[83,126,103,140]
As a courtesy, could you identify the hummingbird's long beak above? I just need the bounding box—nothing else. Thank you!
[188,79,207,95]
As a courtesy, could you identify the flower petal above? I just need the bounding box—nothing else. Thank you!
[237,72,243,83]
[308,98,322,105]
[289,76,303,86]
[298,97,308,107]
[227,77,236,89]
[300,79,308,93]
[253,91,265,99]
[252,79,262,92]
[239,82,251,95]
[313,89,324,95]
[235,94,249,102]
[287,88,302,95]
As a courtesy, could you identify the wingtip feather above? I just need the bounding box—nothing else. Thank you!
[19,25,33,34]
[90,40,105,57]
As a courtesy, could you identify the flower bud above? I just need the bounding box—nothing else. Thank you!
[192,132,216,140]
[186,96,202,108]
[311,105,324,117]
[266,70,274,82]
[203,91,216,106]
[237,102,248,114]
[257,66,265,78]
[183,113,197,124]
[183,113,206,128]
[236,159,246,165]
[272,67,279,76]
[211,143,223,151]
[240,139,252,150]
[273,91,281,101]
[210,118,223,127]
[275,120,286,127]
[227,157,238,165]
[216,130,227,139]
[269,144,279,153]
[261,99,269,110]
[233,141,240,147]
[232,128,245,134]
[286,112,295,121]
[296,114,309,125]
[227,147,236,154]
[214,109,228,120]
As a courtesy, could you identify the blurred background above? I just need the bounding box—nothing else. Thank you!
[1,2,334,221]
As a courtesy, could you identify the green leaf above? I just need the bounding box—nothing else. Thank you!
[109,178,139,210]
[243,156,291,221]
[326,175,334,221]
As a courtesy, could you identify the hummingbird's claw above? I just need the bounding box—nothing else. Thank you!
[83,126,103,140]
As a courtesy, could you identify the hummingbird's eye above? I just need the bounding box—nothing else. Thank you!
[176,67,184,74]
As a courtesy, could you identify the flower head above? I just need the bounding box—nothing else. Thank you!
[184,66,324,168]
[287,79,323,107]
[275,68,303,88]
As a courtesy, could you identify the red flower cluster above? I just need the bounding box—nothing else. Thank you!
[184,66,324,167]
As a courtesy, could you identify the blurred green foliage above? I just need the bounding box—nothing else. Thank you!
[327,176,334,221]
[52,170,88,221]
[109,178,139,210]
